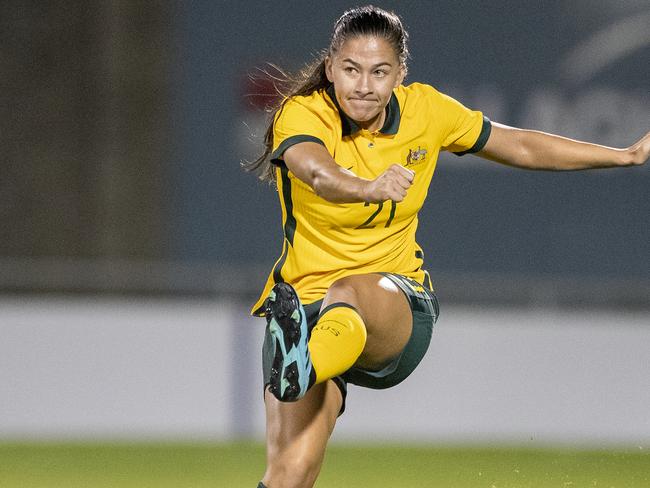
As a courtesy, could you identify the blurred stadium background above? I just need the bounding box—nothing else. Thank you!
[1,1,649,486]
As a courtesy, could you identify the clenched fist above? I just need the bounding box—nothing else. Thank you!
[361,164,414,203]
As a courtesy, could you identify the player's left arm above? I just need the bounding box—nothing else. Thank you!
[477,122,650,170]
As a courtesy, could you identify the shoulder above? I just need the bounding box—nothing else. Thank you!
[277,89,336,120]
[396,82,443,98]
[394,82,450,111]
[397,82,476,116]
[272,89,339,147]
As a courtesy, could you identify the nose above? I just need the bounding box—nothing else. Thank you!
[354,72,372,95]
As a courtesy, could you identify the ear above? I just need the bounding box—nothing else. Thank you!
[325,56,334,83]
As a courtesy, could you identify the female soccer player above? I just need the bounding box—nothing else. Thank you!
[244,6,649,488]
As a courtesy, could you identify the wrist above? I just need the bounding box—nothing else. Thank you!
[358,179,372,203]
[618,147,635,166]
[625,146,648,166]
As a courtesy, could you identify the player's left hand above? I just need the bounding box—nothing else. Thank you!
[625,131,650,166]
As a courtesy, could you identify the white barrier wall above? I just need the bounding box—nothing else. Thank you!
[0,297,237,440]
[1,296,649,446]
[335,307,650,446]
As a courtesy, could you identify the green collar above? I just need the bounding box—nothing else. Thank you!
[326,85,401,137]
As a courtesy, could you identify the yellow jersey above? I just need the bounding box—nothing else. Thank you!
[252,82,490,314]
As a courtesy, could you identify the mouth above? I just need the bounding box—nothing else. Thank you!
[348,98,377,103]
[347,98,378,109]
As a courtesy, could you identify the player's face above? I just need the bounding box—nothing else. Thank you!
[325,36,405,132]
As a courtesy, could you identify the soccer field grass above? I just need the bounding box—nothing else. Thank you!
[1,442,648,487]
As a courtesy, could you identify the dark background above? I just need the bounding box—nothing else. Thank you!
[2,0,649,305]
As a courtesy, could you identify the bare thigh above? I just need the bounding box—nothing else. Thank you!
[263,380,342,488]
[321,273,412,370]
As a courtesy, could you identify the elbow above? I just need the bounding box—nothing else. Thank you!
[484,125,538,169]
[493,140,537,169]
[311,171,359,203]
[312,180,328,199]
[311,173,328,198]
[311,172,338,201]
[510,132,558,170]
[517,145,540,169]
[512,131,538,168]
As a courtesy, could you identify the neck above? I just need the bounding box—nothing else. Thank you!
[356,107,386,132]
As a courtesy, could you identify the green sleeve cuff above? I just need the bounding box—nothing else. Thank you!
[453,116,492,156]
[270,135,326,165]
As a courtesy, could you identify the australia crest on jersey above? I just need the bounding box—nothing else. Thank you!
[406,146,428,167]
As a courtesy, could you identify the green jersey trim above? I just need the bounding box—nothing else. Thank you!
[453,116,492,156]
[271,135,326,165]
[271,165,296,283]
[326,85,401,137]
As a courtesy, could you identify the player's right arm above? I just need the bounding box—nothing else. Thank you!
[282,141,414,204]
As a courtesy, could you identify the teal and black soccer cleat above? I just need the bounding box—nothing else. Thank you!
[263,282,315,402]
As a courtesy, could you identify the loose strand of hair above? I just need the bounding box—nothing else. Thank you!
[242,54,330,183]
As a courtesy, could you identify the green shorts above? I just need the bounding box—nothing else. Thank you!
[303,272,439,415]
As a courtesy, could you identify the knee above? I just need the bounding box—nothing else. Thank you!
[326,275,361,305]
[264,451,322,488]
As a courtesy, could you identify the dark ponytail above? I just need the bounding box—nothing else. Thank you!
[243,5,409,183]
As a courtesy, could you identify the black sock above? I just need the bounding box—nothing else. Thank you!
[257,483,267,488]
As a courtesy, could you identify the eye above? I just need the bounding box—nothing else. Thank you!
[374,69,388,77]
[344,66,357,74]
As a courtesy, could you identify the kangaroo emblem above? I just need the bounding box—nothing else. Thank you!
[406,146,428,166]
